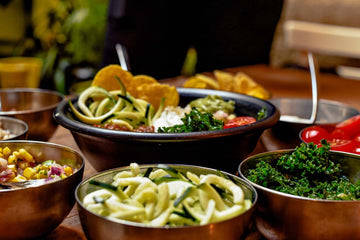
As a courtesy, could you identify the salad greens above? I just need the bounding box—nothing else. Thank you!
[158,108,224,133]
[246,140,360,200]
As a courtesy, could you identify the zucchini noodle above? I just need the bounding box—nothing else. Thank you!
[82,163,252,227]
[69,77,164,129]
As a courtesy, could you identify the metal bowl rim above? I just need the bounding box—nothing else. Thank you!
[239,149,360,203]
[0,88,64,115]
[75,163,258,229]
[270,97,360,124]
[0,140,85,192]
[0,116,28,140]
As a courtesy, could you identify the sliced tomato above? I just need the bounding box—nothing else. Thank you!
[223,116,257,129]
[335,115,360,138]
[300,126,330,144]
[330,128,350,140]
[353,134,360,145]
[352,146,360,155]
[329,139,356,153]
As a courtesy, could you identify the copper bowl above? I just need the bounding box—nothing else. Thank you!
[76,164,257,240]
[0,141,84,240]
[239,150,360,240]
[0,88,64,141]
[54,88,279,173]
[0,116,28,140]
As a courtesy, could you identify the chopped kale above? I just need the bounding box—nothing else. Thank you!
[246,140,360,200]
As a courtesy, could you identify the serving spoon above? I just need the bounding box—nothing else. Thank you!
[115,43,130,71]
[279,52,319,124]
[0,179,48,190]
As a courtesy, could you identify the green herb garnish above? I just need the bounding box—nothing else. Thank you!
[158,107,224,133]
[246,140,360,200]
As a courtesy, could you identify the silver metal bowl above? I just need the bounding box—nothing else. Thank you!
[0,116,28,140]
[264,98,360,149]
[238,150,360,240]
[54,88,279,173]
[0,140,84,240]
[76,164,257,240]
[0,88,64,141]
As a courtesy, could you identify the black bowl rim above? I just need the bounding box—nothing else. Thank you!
[54,88,280,141]
[0,116,28,140]
[0,88,64,115]
[75,163,258,229]
[238,149,360,203]
[0,140,85,192]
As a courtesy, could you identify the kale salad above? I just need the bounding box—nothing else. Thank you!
[245,140,360,200]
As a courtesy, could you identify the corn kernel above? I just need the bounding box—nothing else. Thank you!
[0,153,3,158]
[23,167,36,179]
[18,161,29,170]
[7,155,17,165]
[64,166,73,176]
[19,149,34,163]
[37,170,48,179]
[11,175,27,182]
[13,151,20,159]
[3,147,11,156]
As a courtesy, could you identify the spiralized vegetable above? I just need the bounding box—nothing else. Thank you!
[82,163,252,227]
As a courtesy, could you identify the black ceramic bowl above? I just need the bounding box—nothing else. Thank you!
[54,88,279,173]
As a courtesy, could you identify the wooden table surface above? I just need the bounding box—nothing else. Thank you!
[44,64,360,239]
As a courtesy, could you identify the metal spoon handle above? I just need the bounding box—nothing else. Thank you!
[115,43,130,71]
[308,52,319,123]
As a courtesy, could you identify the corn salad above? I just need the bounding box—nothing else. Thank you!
[0,146,74,183]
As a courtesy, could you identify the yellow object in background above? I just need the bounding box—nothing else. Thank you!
[183,70,271,100]
[0,57,43,88]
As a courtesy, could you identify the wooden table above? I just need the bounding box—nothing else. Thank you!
[45,64,360,239]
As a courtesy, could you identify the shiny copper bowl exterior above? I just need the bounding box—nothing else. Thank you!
[0,141,84,240]
[239,150,360,240]
[0,88,64,141]
[76,164,257,240]
[0,116,28,140]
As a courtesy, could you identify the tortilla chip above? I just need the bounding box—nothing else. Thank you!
[92,64,133,91]
[232,72,258,94]
[136,83,180,110]
[246,85,271,99]
[129,74,157,97]
[214,70,234,91]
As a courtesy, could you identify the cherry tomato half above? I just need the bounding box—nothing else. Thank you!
[335,114,360,139]
[353,146,360,154]
[353,134,360,145]
[330,128,350,140]
[301,126,330,144]
[223,116,257,129]
[329,139,356,153]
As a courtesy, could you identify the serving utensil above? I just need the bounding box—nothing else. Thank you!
[0,179,48,190]
[115,43,130,71]
[280,52,319,124]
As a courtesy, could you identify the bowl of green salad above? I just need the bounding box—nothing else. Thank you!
[238,141,360,240]
[55,88,279,173]
[76,163,257,240]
